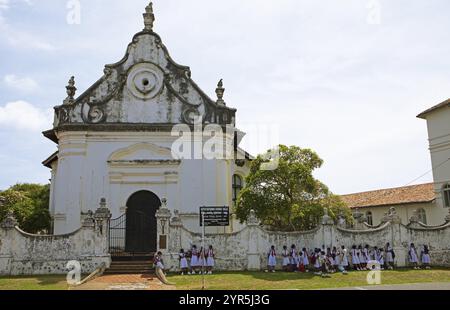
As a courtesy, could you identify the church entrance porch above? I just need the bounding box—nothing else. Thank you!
[109,191,161,259]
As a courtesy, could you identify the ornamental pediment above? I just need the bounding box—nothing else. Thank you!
[52,4,236,130]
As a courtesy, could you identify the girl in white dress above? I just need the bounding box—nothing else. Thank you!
[326,248,335,273]
[301,248,310,272]
[198,246,206,274]
[357,245,366,270]
[376,248,385,270]
[267,245,277,272]
[190,245,199,274]
[351,245,361,271]
[290,245,298,272]
[281,246,290,271]
[154,251,165,271]
[339,246,349,274]
[313,248,321,274]
[179,249,189,275]
[332,246,340,269]
[362,245,370,269]
[385,242,394,270]
[421,245,431,269]
[206,245,215,274]
[409,243,419,269]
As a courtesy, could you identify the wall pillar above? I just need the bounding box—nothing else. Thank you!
[94,198,112,263]
[321,209,334,249]
[387,207,407,267]
[246,210,261,271]
[0,212,17,276]
[155,198,171,254]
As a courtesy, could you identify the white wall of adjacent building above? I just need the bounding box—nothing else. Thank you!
[425,107,450,210]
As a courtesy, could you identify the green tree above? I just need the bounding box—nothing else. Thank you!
[236,145,352,231]
[0,183,51,233]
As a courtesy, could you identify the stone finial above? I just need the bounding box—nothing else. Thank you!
[215,79,226,106]
[64,76,77,104]
[171,209,182,226]
[246,209,260,226]
[143,2,155,31]
[94,198,111,220]
[387,207,401,224]
[1,211,18,229]
[156,198,171,219]
[82,210,95,228]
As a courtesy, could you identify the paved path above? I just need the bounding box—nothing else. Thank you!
[71,274,175,290]
[322,282,450,290]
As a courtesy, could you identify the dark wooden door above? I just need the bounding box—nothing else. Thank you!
[125,191,160,253]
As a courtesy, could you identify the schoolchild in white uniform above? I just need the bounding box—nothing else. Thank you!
[409,243,419,269]
[360,245,369,270]
[357,245,366,270]
[198,246,206,274]
[290,245,298,272]
[319,251,331,278]
[267,245,277,272]
[154,251,165,271]
[179,249,189,275]
[332,246,340,269]
[385,242,395,270]
[205,245,215,274]
[369,246,376,261]
[421,245,431,269]
[301,248,310,272]
[351,245,362,271]
[281,245,290,271]
[190,245,199,274]
[376,248,385,270]
[339,245,349,274]
[326,248,335,273]
[313,248,322,275]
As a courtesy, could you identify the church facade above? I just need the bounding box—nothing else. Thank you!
[42,3,250,252]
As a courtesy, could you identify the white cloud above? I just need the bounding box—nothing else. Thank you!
[3,74,39,92]
[0,0,55,51]
[0,101,52,132]
[0,0,9,10]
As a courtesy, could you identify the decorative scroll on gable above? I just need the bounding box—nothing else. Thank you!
[53,3,236,130]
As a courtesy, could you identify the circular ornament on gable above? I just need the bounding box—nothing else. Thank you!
[126,63,164,99]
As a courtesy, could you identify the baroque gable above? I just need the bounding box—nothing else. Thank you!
[52,3,236,134]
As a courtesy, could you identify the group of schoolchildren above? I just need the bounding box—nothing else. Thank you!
[178,245,216,275]
[154,245,216,275]
[267,242,432,277]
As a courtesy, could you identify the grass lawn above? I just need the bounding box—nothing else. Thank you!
[1,269,450,290]
[167,268,450,290]
[0,275,69,290]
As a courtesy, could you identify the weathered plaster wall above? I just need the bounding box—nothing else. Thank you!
[0,206,111,276]
[159,208,450,271]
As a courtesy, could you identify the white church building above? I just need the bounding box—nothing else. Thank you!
[42,3,250,253]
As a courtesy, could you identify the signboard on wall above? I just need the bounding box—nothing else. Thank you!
[199,206,230,227]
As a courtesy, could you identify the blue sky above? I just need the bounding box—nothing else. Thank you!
[0,0,449,194]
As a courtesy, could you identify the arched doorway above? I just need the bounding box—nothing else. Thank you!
[125,191,161,253]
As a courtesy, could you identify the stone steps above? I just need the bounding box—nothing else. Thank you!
[105,254,155,275]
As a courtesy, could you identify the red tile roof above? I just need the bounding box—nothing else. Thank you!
[341,183,435,209]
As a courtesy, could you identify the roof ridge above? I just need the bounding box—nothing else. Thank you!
[341,182,433,197]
